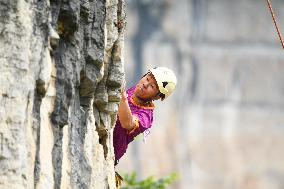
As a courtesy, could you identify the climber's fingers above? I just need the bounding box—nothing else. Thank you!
[121,78,126,93]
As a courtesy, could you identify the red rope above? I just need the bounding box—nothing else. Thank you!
[266,0,284,49]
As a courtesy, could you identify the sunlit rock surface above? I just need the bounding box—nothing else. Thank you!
[0,0,125,188]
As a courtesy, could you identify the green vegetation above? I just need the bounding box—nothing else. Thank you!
[120,172,178,189]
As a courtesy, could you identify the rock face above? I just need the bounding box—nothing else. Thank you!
[118,0,284,189]
[0,0,125,188]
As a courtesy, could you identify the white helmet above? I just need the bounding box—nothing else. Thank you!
[149,67,177,100]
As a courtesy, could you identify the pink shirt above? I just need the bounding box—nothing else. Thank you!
[113,86,154,163]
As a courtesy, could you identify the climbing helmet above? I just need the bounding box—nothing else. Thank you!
[149,67,177,100]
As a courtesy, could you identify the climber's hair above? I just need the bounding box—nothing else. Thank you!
[158,92,165,100]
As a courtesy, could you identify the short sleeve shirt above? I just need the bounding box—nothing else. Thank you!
[113,86,154,162]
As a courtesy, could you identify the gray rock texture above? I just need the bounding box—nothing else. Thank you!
[0,0,125,188]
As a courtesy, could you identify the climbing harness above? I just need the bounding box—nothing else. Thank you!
[266,0,284,49]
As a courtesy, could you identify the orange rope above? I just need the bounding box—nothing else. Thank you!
[266,0,284,49]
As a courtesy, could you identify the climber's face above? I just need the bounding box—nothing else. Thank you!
[134,73,160,100]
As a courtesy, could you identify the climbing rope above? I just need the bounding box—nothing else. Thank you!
[266,0,284,49]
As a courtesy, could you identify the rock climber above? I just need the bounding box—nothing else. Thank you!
[113,67,177,187]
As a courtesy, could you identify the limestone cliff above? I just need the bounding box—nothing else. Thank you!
[0,0,125,188]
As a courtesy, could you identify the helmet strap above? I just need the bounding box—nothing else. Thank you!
[132,92,161,106]
[136,96,152,104]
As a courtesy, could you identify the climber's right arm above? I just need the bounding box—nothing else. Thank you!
[118,91,138,132]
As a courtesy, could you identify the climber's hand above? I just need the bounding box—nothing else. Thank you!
[121,79,127,100]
